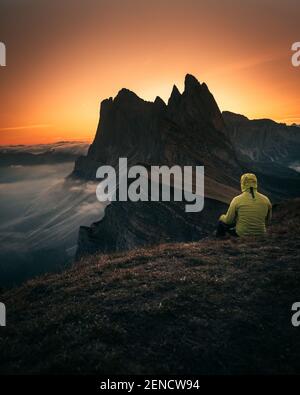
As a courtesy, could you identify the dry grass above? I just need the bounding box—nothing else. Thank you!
[0,199,300,374]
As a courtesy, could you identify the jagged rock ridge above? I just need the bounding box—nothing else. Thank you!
[73,74,300,257]
[73,74,241,188]
[74,74,244,257]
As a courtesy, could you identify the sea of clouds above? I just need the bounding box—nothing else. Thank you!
[0,142,105,287]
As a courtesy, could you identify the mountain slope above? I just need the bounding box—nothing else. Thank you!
[1,199,299,374]
[76,196,228,259]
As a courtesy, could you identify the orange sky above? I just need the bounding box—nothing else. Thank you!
[0,0,299,145]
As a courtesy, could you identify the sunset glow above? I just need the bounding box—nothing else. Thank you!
[0,0,299,145]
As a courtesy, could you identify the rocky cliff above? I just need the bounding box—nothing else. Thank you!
[73,75,300,258]
[222,111,300,198]
[76,195,228,259]
[73,74,241,188]
[73,74,244,257]
[223,111,300,170]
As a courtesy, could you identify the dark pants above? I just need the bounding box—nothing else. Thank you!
[216,221,238,237]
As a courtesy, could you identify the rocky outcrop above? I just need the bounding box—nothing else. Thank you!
[73,74,244,258]
[74,75,300,258]
[76,194,227,259]
[73,74,241,188]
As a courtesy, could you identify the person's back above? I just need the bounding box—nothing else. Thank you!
[217,173,272,237]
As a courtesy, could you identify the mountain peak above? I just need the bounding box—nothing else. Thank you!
[73,72,240,182]
[222,111,249,123]
[184,74,201,91]
[172,84,181,95]
[168,85,181,108]
[115,88,142,103]
[154,96,166,107]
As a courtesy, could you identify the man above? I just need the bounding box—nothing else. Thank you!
[216,173,272,237]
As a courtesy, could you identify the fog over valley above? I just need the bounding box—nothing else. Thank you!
[0,142,104,287]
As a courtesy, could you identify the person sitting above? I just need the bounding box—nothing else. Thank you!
[216,173,272,237]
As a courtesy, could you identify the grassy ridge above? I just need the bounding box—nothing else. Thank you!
[0,199,300,374]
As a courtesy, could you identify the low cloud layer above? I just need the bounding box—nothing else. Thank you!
[0,160,103,287]
[0,141,90,156]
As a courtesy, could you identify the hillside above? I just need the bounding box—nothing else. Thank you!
[0,199,300,374]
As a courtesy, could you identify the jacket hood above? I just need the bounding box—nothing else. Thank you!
[241,173,257,192]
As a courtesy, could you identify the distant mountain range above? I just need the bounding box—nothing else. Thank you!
[0,141,89,167]
[222,111,300,198]
[223,111,300,173]
[73,74,300,258]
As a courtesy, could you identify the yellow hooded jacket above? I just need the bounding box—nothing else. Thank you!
[219,173,272,236]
